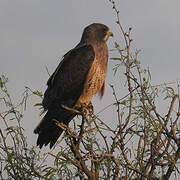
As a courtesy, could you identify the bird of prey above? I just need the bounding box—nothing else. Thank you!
[34,23,113,148]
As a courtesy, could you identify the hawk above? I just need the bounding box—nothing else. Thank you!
[34,23,113,148]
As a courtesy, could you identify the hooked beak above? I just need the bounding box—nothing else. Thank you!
[104,30,113,41]
[108,30,113,37]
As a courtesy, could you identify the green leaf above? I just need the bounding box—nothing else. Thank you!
[111,57,121,61]
[32,90,43,98]
[34,103,42,107]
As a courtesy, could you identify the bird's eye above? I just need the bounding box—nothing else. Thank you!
[102,28,107,35]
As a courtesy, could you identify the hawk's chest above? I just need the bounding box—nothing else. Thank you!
[77,44,108,105]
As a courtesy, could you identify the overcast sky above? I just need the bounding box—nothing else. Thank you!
[1,0,180,146]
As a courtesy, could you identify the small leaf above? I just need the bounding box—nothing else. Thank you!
[34,103,42,107]
[32,91,43,98]
[111,57,121,61]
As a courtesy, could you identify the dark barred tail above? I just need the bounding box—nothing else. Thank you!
[34,109,76,149]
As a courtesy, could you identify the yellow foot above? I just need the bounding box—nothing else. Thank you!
[81,102,94,118]
[81,104,89,118]
[87,101,94,115]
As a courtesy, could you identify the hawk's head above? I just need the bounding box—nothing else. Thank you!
[81,23,113,44]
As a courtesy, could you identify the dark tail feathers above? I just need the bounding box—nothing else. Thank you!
[34,109,76,149]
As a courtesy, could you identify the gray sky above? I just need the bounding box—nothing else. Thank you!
[1,0,180,146]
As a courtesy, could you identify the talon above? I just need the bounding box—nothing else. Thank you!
[81,103,89,118]
[88,101,94,114]
[79,102,94,117]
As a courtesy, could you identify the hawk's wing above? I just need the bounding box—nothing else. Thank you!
[42,44,95,110]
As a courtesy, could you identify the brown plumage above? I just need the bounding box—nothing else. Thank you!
[34,23,113,148]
